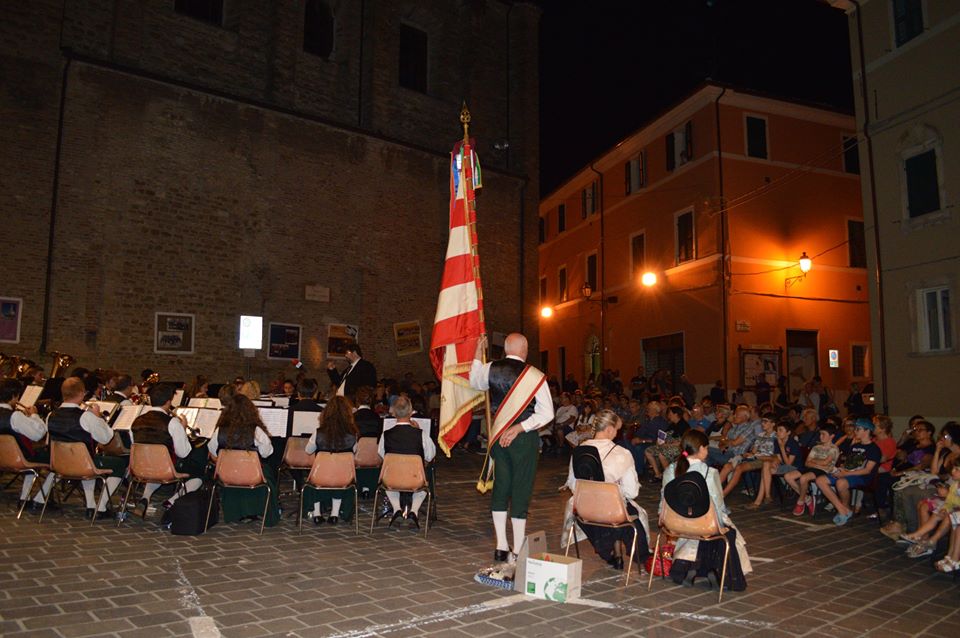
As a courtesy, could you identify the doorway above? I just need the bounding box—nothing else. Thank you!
[786,329,819,402]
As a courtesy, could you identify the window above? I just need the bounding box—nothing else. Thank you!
[586,253,598,292]
[625,152,646,194]
[399,24,428,92]
[847,220,866,268]
[175,0,223,25]
[559,346,566,382]
[558,267,567,303]
[558,204,566,232]
[893,0,924,47]
[304,0,334,58]
[538,217,545,244]
[843,136,860,174]
[918,287,952,352]
[666,122,693,171]
[642,332,685,379]
[630,233,645,279]
[745,116,768,159]
[851,344,869,378]
[539,277,547,303]
[676,211,695,264]
[904,149,940,217]
[581,182,596,217]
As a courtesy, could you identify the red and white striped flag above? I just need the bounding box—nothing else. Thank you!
[430,139,487,457]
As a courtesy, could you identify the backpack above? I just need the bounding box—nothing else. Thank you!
[162,486,219,535]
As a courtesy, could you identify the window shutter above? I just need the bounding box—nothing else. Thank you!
[625,162,631,195]
[666,133,675,171]
[684,121,694,161]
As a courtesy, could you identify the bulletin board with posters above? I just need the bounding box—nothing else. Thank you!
[155,312,195,354]
[0,297,22,343]
[326,323,359,359]
[268,323,301,360]
[739,346,782,389]
[393,320,422,357]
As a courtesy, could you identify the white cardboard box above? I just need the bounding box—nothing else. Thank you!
[524,552,582,602]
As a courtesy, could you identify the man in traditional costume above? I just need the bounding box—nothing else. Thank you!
[470,333,554,562]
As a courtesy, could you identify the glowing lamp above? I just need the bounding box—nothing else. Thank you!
[540,306,554,319]
[641,272,658,287]
[798,252,812,274]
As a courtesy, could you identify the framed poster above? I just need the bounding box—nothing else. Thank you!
[268,322,302,360]
[154,312,195,354]
[393,320,422,357]
[0,297,22,343]
[739,346,782,389]
[326,323,359,359]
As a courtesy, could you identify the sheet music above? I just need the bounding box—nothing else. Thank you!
[92,401,120,422]
[188,398,208,408]
[253,399,274,407]
[175,407,199,428]
[383,417,432,434]
[206,398,222,410]
[258,407,288,437]
[292,411,321,437]
[172,389,185,407]
[112,405,144,431]
[20,385,43,408]
[194,409,221,438]
[272,396,290,408]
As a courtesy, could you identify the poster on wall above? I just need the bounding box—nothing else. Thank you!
[155,312,195,354]
[326,323,359,359]
[739,346,781,389]
[0,297,22,343]
[268,323,302,360]
[393,320,422,357]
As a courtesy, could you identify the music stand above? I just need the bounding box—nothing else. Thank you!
[37,378,64,403]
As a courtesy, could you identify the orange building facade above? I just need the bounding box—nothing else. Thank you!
[538,84,871,403]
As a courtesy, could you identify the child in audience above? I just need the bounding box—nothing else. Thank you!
[748,419,799,509]
[786,424,839,516]
[935,475,960,572]
[815,418,881,526]
[902,465,960,558]
[720,413,777,498]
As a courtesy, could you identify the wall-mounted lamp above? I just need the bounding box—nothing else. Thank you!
[641,271,658,287]
[798,252,812,274]
[540,306,553,319]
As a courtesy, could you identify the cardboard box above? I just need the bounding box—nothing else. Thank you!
[524,552,582,602]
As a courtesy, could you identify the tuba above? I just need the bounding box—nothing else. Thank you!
[16,357,37,378]
[49,351,75,378]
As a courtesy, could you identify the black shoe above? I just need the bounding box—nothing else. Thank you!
[29,500,54,513]
[95,508,114,521]
[494,549,510,562]
[312,515,324,525]
[388,511,404,528]
[327,516,338,526]
[682,568,697,588]
[608,556,624,570]
[376,502,392,522]
[407,512,419,529]
[86,508,96,519]
[706,570,720,591]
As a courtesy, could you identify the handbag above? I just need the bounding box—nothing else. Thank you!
[645,542,675,576]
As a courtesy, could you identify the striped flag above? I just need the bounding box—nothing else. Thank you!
[430,139,487,457]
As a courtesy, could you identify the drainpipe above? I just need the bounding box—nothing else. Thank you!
[850,0,888,415]
[590,163,604,370]
[518,179,526,334]
[357,0,365,127]
[714,87,728,395]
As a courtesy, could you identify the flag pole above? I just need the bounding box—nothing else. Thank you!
[461,103,495,493]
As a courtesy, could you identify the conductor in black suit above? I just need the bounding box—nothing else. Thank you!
[326,344,377,399]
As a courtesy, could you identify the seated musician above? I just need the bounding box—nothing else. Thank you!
[187,375,209,399]
[34,377,127,519]
[130,383,206,513]
[353,386,382,439]
[289,378,323,413]
[303,396,359,525]
[207,394,280,527]
[378,396,436,529]
[0,379,49,511]
[106,375,136,406]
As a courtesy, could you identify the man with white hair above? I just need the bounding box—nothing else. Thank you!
[470,332,554,562]
[378,395,436,528]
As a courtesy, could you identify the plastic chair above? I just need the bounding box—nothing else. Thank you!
[0,435,50,519]
[41,441,113,526]
[563,479,639,587]
[370,453,430,538]
[354,437,382,468]
[279,437,314,493]
[117,443,190,527]
[298,452,358,535]
[649,500,731,603]
[205,450,272,536]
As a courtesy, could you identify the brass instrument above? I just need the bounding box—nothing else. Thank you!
[49,351,75,378]
[133,371,160,404]
[0,353,15,378]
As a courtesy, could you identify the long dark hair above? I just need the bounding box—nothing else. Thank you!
[675,429,709,476]
[319,396,359,449]
[217,394,268,449]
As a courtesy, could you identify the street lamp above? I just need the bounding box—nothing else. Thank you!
[641,271,658,287]
[540,306,553,318]
[798,252,812,274]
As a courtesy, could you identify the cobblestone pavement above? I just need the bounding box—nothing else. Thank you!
[2,452,958,638]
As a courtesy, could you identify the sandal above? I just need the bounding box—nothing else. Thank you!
[744,502,761,510]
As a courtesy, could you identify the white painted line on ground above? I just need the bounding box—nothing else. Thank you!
[749,556,775,563]
[187,617,222,638]
[771,515,832,531]
[174,559,223,638]
[565,597,774,630]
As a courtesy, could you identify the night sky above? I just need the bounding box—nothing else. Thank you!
[539,0,854,197]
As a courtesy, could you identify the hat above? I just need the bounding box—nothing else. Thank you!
[854,418,875,431]
[663,470,711,519]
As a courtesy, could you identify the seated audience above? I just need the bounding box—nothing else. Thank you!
[815,418,880,526]
[747,417,799,509]
[785,424,840,516]
[720,412,777,498]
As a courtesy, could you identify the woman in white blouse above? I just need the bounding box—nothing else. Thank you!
[565,410,651,571]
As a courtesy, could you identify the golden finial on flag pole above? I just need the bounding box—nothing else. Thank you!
[460,102,471,144]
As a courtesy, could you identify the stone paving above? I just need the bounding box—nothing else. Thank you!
[1,452,958,638]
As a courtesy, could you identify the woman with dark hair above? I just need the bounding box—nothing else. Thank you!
[659,429,751,591]
[207,394,280,527]
[304,396,360,525]
[187,375,209,399]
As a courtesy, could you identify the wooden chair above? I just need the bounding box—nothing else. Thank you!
[563,479,639,587]
[40,441,113,526]
[117,443,190,527]
[370,453,430,538]
[205,450,272,536]
[0,435,50,520]
[649,500,731,603]
[298,452,358,535]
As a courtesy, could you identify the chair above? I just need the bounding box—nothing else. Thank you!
[649,500,731,603]
[280,437,314,493]
[40,441,113,526]
[370,453,430,538]
[116,443,190,527]
[205,450,272,536]
[564,479,639,587]
[298,452,359,535]
[0,435,50,520]
[354,437,382,496]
